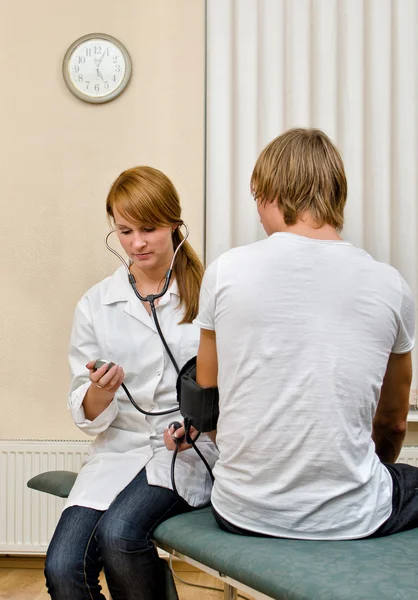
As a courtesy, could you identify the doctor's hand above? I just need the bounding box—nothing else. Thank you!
[82,361,125,421]
[164,422,199,453]
[86,360,125,395]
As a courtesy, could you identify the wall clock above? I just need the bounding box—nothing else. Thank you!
[62,33,132,103]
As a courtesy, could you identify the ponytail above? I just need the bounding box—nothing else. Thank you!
[172,228,204,323]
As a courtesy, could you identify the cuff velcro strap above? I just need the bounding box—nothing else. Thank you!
[176,356,219,432]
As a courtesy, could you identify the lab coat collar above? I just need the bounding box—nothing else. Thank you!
[102,265,180,330]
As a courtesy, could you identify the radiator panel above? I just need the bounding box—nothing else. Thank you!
[0,440,90,554]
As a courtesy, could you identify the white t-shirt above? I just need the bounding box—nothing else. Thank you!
[194,232,415,540]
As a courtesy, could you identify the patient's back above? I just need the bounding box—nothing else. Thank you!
[194,232,414,540]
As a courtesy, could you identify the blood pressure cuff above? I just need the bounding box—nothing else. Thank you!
[176,356,219,432]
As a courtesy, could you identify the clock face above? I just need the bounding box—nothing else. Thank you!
[63,34,132,103]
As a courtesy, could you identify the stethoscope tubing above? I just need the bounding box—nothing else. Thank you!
[121,382,179,416]
[105,223,189,415]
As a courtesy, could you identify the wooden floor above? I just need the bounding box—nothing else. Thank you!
[0,557,253,600]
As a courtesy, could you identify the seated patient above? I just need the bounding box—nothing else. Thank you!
[169,127,416,540]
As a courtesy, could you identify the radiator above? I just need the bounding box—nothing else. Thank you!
[1,440,418,555]
[0,439,90,554]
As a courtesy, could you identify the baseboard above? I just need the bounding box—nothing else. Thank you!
[0,556,46,569]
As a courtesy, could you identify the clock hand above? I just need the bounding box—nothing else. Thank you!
[94,47,108,79]
[97,47,108,68]
[94,48,104,68]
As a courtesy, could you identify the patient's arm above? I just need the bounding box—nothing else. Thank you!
[164,328,219,451]
[196,329,218,442]
[196,329,218,386]
[373,352,412,463]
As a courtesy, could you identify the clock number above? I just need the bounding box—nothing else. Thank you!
[78,74,84,82]
[112,74,118,82]
[74,65,80,73]
[78,56,86,64]
[113,55,118,63]
[104,82,109,90]
[95,83,100,92]
[85,81,90,90]
[95,45,102,54]
[86,48,92,57]
[115,64,121,72]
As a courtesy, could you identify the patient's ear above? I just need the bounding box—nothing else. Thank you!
[257,199,285,235]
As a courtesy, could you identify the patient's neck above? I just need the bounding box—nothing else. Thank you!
[283,217,342,241]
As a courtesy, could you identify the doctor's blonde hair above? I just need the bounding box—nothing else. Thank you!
[106,166,203,324]
[251,128,347,230]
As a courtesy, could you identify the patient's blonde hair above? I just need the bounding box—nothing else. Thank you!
[251,128,347,230]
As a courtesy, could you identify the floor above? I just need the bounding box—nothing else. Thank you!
[0,557,253,600]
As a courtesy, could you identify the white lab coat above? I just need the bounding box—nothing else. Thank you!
[65,265,218,511]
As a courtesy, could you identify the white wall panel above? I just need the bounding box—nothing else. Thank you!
[311,0,338,138]
[206,0,234,259]
[259,0,285,146]
[338,0,365,247]
[363,0,392,262]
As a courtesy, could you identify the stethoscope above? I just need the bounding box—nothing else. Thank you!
[104,222,214,496]
[104,223,188,416]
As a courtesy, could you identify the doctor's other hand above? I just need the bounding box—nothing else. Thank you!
[164,422,199,453]
[86,360,125,395]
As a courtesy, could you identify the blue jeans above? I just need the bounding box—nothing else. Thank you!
[368,462,418,537]
[213,462,418,539]
[45,469,192,600]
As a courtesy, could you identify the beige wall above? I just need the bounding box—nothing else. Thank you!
[0,0,205,439]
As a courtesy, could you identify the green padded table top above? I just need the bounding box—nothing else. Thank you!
[27,471,78,498]
[153,507,418,600]
[27,472,418,599]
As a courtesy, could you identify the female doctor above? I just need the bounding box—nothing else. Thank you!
[44,166,218,600]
